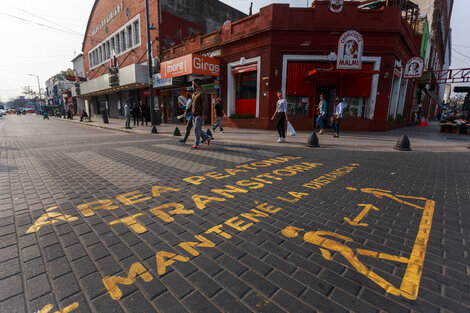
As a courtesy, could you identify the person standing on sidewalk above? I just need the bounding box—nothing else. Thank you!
[140,100,149,126]
[212,97,225,133]
[191,79,210,150]
[271,90,288,143]
[317,94,327,134]
[124,101,132,129]
[132,102,140,126]
[331,97,344,138]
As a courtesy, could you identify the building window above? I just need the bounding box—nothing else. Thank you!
[106,41,110,59]
[121,31,126,51]
[116,35,121,54]
[110,38,115,55]
[127,25,132,48]
[89,53,92,68]
[286,96,309,117]
[342,97,365,118]
[134,20,140,45]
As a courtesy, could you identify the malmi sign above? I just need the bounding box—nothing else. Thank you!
[337,30,364,70]
[161,54,221,79]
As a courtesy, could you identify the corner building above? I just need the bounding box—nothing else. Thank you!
[161,1,424,131]
[79,0,245,119]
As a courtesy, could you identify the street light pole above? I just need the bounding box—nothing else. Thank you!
[28,74,41,112]
[145,0,158,134]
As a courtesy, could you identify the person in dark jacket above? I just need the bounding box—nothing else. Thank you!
[132,102,140,126]
[140,100,149,126]
[190,79,210,150]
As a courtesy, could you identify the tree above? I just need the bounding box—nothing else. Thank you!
[22,86,37,100]
[54,71,67,81]
[11,96,28,109]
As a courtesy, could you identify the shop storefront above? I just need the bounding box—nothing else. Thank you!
[159,2,421,131]
[160,54,221,125]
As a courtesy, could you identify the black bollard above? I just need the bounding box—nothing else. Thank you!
[394,134,411,151]
[307,132,320,147]
[174,127,181,136]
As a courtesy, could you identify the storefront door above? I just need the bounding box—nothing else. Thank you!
[235,71,257,116]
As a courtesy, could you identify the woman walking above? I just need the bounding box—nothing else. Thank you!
[331,97,344,138]
[271,90,288,143]
[317,94,327,134]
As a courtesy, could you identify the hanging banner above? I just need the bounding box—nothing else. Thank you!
[337,30,364,70]
[403,57,424,79]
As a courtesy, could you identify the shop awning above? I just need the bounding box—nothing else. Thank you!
[231,64,258,75]
[305,68,380,79]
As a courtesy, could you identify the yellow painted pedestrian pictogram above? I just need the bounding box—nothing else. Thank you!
[282,188,435,300]
[38,302,79,313]
[344,204,379,226]
[26,207,79,234]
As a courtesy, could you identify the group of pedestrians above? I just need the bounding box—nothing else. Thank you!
[272,90,345,143]
[316,94,344,138]
[124,101,149,129]
[178,79,214,150]
[123,81,345,145]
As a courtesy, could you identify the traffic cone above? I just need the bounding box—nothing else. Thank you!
[307,132,320,147]
[394,134,411,151]
[206,128,214,139]
[424,118,428,127]
[173,127,181,136]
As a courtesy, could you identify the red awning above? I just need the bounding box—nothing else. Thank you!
[232,64,258,75]
[305,68,380,78]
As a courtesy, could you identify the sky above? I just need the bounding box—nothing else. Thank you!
[0,0,468,103]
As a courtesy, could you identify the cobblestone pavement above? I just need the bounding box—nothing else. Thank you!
[0,115,469,313]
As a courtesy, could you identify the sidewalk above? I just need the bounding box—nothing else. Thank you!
[49,115,469,152]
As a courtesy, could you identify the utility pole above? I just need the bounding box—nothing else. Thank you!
[28,74,41,112]
[145,0,158,133]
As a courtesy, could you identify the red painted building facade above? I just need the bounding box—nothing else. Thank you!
[78,0,245,119]
[161,1,422,131]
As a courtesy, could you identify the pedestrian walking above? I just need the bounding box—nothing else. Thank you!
[179,89,194,144]
[317,94,327,134]
[140,101,149,126]
[331,97,344,138]
[271,90,288,143]
[132,102,140,126]
[212,97,225,133]
[124,101,132,129]
[190,79,210,150]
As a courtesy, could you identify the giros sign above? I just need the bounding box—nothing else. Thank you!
[403,57,424,79]
[161,54,221,79]
[337,30,364,70]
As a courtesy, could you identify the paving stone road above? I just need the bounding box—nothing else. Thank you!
[0,115,469,313]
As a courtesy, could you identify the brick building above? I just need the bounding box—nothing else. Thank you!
[160,1,426,131]
[78,0,245,120]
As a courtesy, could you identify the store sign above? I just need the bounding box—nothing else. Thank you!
[92,1,124,37]
[403,57,424,79]
[337,30,364,70]
[65,68,79,82]
[108,67,119,87]
[152,73,173,88]
[161,54,221,79]
[329,0,344,13]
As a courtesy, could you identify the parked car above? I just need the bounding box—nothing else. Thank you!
[0,109,7,116]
